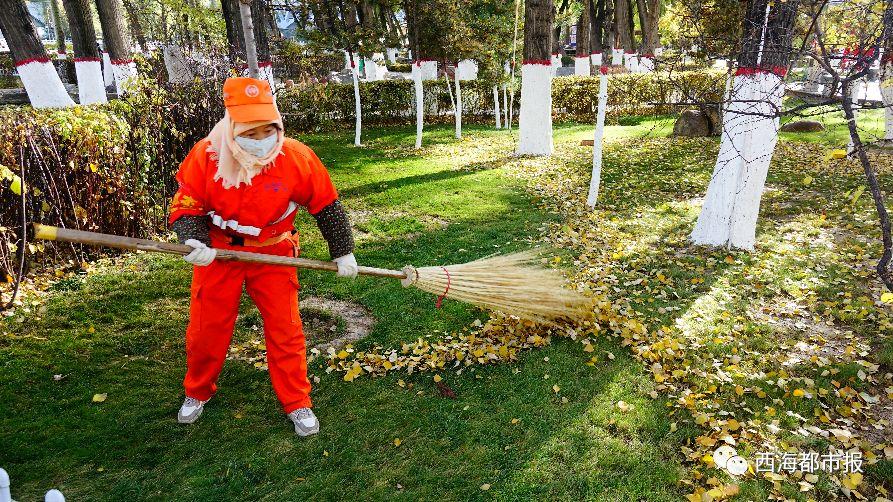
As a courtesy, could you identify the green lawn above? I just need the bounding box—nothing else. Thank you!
[1,109,891,501]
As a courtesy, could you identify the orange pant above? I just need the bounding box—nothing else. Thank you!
[183,232,311,413]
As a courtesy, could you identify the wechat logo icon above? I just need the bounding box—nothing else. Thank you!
[714,445,748,476]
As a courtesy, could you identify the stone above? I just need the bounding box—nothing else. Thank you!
[673,109,714,137]
[780,120,825,133]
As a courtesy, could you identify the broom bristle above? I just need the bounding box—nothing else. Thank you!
[410,250,589,323]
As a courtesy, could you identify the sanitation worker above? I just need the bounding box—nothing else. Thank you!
[168,77,357,436]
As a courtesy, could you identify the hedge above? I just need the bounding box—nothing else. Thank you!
[0,70,723,280]
[275,70,726,131]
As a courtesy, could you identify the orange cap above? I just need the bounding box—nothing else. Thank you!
[222,77,279,123]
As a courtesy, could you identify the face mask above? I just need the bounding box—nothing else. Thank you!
[235,133,278,158]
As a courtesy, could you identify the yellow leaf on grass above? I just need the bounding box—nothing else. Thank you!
[480,483,491,491]
[92,393,107,403]
[433,374,442,383]
[793,388,806,397]
[881,292,893,303]
[552,384,560,393]
[511,418,520,424]
[393,438,402,447]
[802,175,813,186]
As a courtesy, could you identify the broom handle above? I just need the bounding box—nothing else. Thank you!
[32,224,408,280]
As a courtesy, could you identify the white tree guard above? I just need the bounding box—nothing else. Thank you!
[590,52,602,66]
[611,48,624,66]
[574,56,590,76]
[691,72,785,250]
[351,63,361,146]
[517,63,553,155]
[74,59,107,104]
[454,70,462,139]
[16,59,75,108]
[457,59,478,80]
[343,51,359,70]
[101,51,114,86]
[386,47,398,63]
[493,85,502,128]
[418,60,437,80]
[587,69,609,206]
[551,53,561,76]
[111,60,138,95]
[56,49,66,60]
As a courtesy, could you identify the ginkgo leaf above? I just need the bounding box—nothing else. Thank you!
[92,393,107,403]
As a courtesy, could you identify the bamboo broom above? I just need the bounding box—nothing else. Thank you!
[32,224,588,323]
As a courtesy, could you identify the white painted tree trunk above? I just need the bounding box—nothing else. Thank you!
[386,47,398,63]
[16,58,75,108]
[457,59,478,80]
[551,52,561,76]
[503,85,509,129]
[574,56,590,76]
[517,63,553,155]
[880,60,892,140]
[454,70,462,139]
[110,59,137,94]
[351,62,361,146]
[259,61,275,90]
[413,63,424,149]
[74,58,107,104]
[624,52,638,72]
[611,48,624,66]
[590,52,602,67]
[587,69,609,206]
[691,72,785,250]
[493,85,502,128]
[638,55,655,72]
[101,51,114,87]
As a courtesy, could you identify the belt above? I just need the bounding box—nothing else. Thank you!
[225,230,299,250]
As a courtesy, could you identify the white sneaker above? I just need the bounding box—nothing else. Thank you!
[288,407,320,436]
[178,396,208,424]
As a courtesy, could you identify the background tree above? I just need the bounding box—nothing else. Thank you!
[517,0,554,155]
[61,0,107,104]
[95,0,138,93]
[0,0,75,107]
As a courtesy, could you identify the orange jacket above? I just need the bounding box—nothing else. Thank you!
[169,137,339,241]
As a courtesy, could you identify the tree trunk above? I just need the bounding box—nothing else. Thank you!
[222,0,247,65]
[590,0,604,54]
[575,0,591,75]
[0,0,74,107]
[251,0,274,84]
[602,0,616,64]
[517,0,554,155]
[614,0,632,51]
[121,0,146,52]
[61,0,106,104]
[691,0,801,250]
[95,0,137,93]
[882,0,893,141]
[50,0,67,59]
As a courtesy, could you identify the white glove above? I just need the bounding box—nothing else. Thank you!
[333,253,358,279]
[183,239,216,266]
